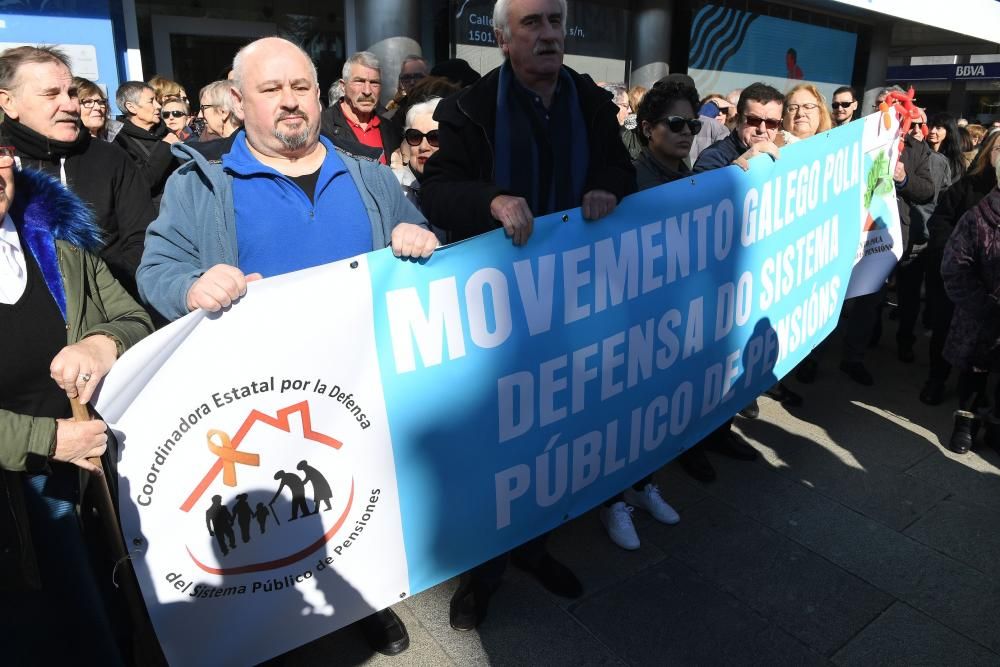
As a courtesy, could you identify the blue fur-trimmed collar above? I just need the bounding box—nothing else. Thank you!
[9,167,103,320]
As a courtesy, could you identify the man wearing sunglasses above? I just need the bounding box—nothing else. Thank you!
[114,81,181,213]
[693,82,784,174]
[830,86,858,127]
[421,0,635,248]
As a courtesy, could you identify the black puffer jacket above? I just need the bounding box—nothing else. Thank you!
[114,120,180,213]
[420,65,636,242]
[0,118,155,297]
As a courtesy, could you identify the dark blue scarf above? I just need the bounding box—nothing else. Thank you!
[494,63,589,216]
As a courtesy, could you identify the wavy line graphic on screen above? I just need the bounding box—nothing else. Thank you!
[179,401,358,575]
[689,5,759,75]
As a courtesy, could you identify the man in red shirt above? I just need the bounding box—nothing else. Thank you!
[320,51,402,164]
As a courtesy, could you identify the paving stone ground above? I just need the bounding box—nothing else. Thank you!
[270,314,1000,666]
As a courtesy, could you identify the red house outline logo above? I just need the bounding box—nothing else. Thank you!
[181,401,354,575]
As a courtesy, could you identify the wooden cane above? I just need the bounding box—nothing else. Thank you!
[71,398,167,665]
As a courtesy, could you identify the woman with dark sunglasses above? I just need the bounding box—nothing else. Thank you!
[160,97,194,141]
[399,97,447,243]
[595,81,692,551]
[632,80,700,190]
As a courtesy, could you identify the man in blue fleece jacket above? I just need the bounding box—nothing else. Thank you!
[137,36,435,656]
[138,37,436,322]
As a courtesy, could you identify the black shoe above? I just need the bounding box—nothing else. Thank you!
[739,399,760,419]
[948,410,978,455]
[707,431,759,461]
[511,552,582,599]
[359,608,409,656]
[449,576,492,631]
[795,359,818,384]
[898,343,915,363]
[764,382,803,407]
[919,381,945,406]
[678,447,716,483]
[839,360,874,386]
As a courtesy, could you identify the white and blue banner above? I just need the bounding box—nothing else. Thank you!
[95,114,901,665]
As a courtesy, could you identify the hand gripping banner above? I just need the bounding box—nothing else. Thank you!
[95,114,901,665]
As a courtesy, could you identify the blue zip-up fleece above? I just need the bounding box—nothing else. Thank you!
[224,133,373,276]
[137,135,427,321]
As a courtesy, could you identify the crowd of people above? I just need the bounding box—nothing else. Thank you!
[1,0,999,662]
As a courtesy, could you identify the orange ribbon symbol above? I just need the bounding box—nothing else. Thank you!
[207,429,260,487]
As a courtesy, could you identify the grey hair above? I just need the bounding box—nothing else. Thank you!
[116,81,152,116]
[601,82,627,106]
[231,37,318,92]
[405,97,442,129]
[342,51,381,80]
[0,45,72,91]
[200,80,237,115]
[327,79,344,106]
[876,85,905,100]
[493,0,568,41]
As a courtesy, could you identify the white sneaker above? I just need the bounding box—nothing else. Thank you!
[600,501,640,550]
[624,483,680,525]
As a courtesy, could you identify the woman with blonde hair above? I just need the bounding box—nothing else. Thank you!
[782,83,832,141]
[147,74,187,105]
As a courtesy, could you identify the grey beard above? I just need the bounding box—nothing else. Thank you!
[274,126,310,151]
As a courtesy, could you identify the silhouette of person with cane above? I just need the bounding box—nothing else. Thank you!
[271,470,311,521]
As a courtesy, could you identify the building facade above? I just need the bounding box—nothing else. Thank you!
[0,0,997,121]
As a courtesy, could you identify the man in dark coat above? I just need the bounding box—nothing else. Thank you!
[0,46,155,298]
[320,51,402,164]
[421,3,635,245]
[420,0,636,633]
[113,81,180,213]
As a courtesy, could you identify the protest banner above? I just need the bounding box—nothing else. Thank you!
[95,113,901,665]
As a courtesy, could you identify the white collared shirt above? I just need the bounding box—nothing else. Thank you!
[0,214,27,304]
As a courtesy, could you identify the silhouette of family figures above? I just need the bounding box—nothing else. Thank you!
[270,460,333,522]
[206,493,272,556]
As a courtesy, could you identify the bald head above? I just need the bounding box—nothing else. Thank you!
[230,36,322,160]
[232,37,317,93]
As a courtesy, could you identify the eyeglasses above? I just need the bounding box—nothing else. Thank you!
[831,101,854,110]
[161,110,188,119]
[743,114,782,130]
[80,98,107,109]
[785,103,819,114]
[404,128,439,147]
[656,116,702,134]
[399,73,426,83]
[0,146,15,163]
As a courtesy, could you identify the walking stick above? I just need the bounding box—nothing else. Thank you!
[268,499,281,526]
[71,398,167,666]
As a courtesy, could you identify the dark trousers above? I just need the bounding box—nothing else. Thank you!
[896,250,926,347]
[924,250,954,384]
[842,288,885,363]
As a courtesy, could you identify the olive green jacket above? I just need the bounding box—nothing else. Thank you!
[0,240,153,471]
